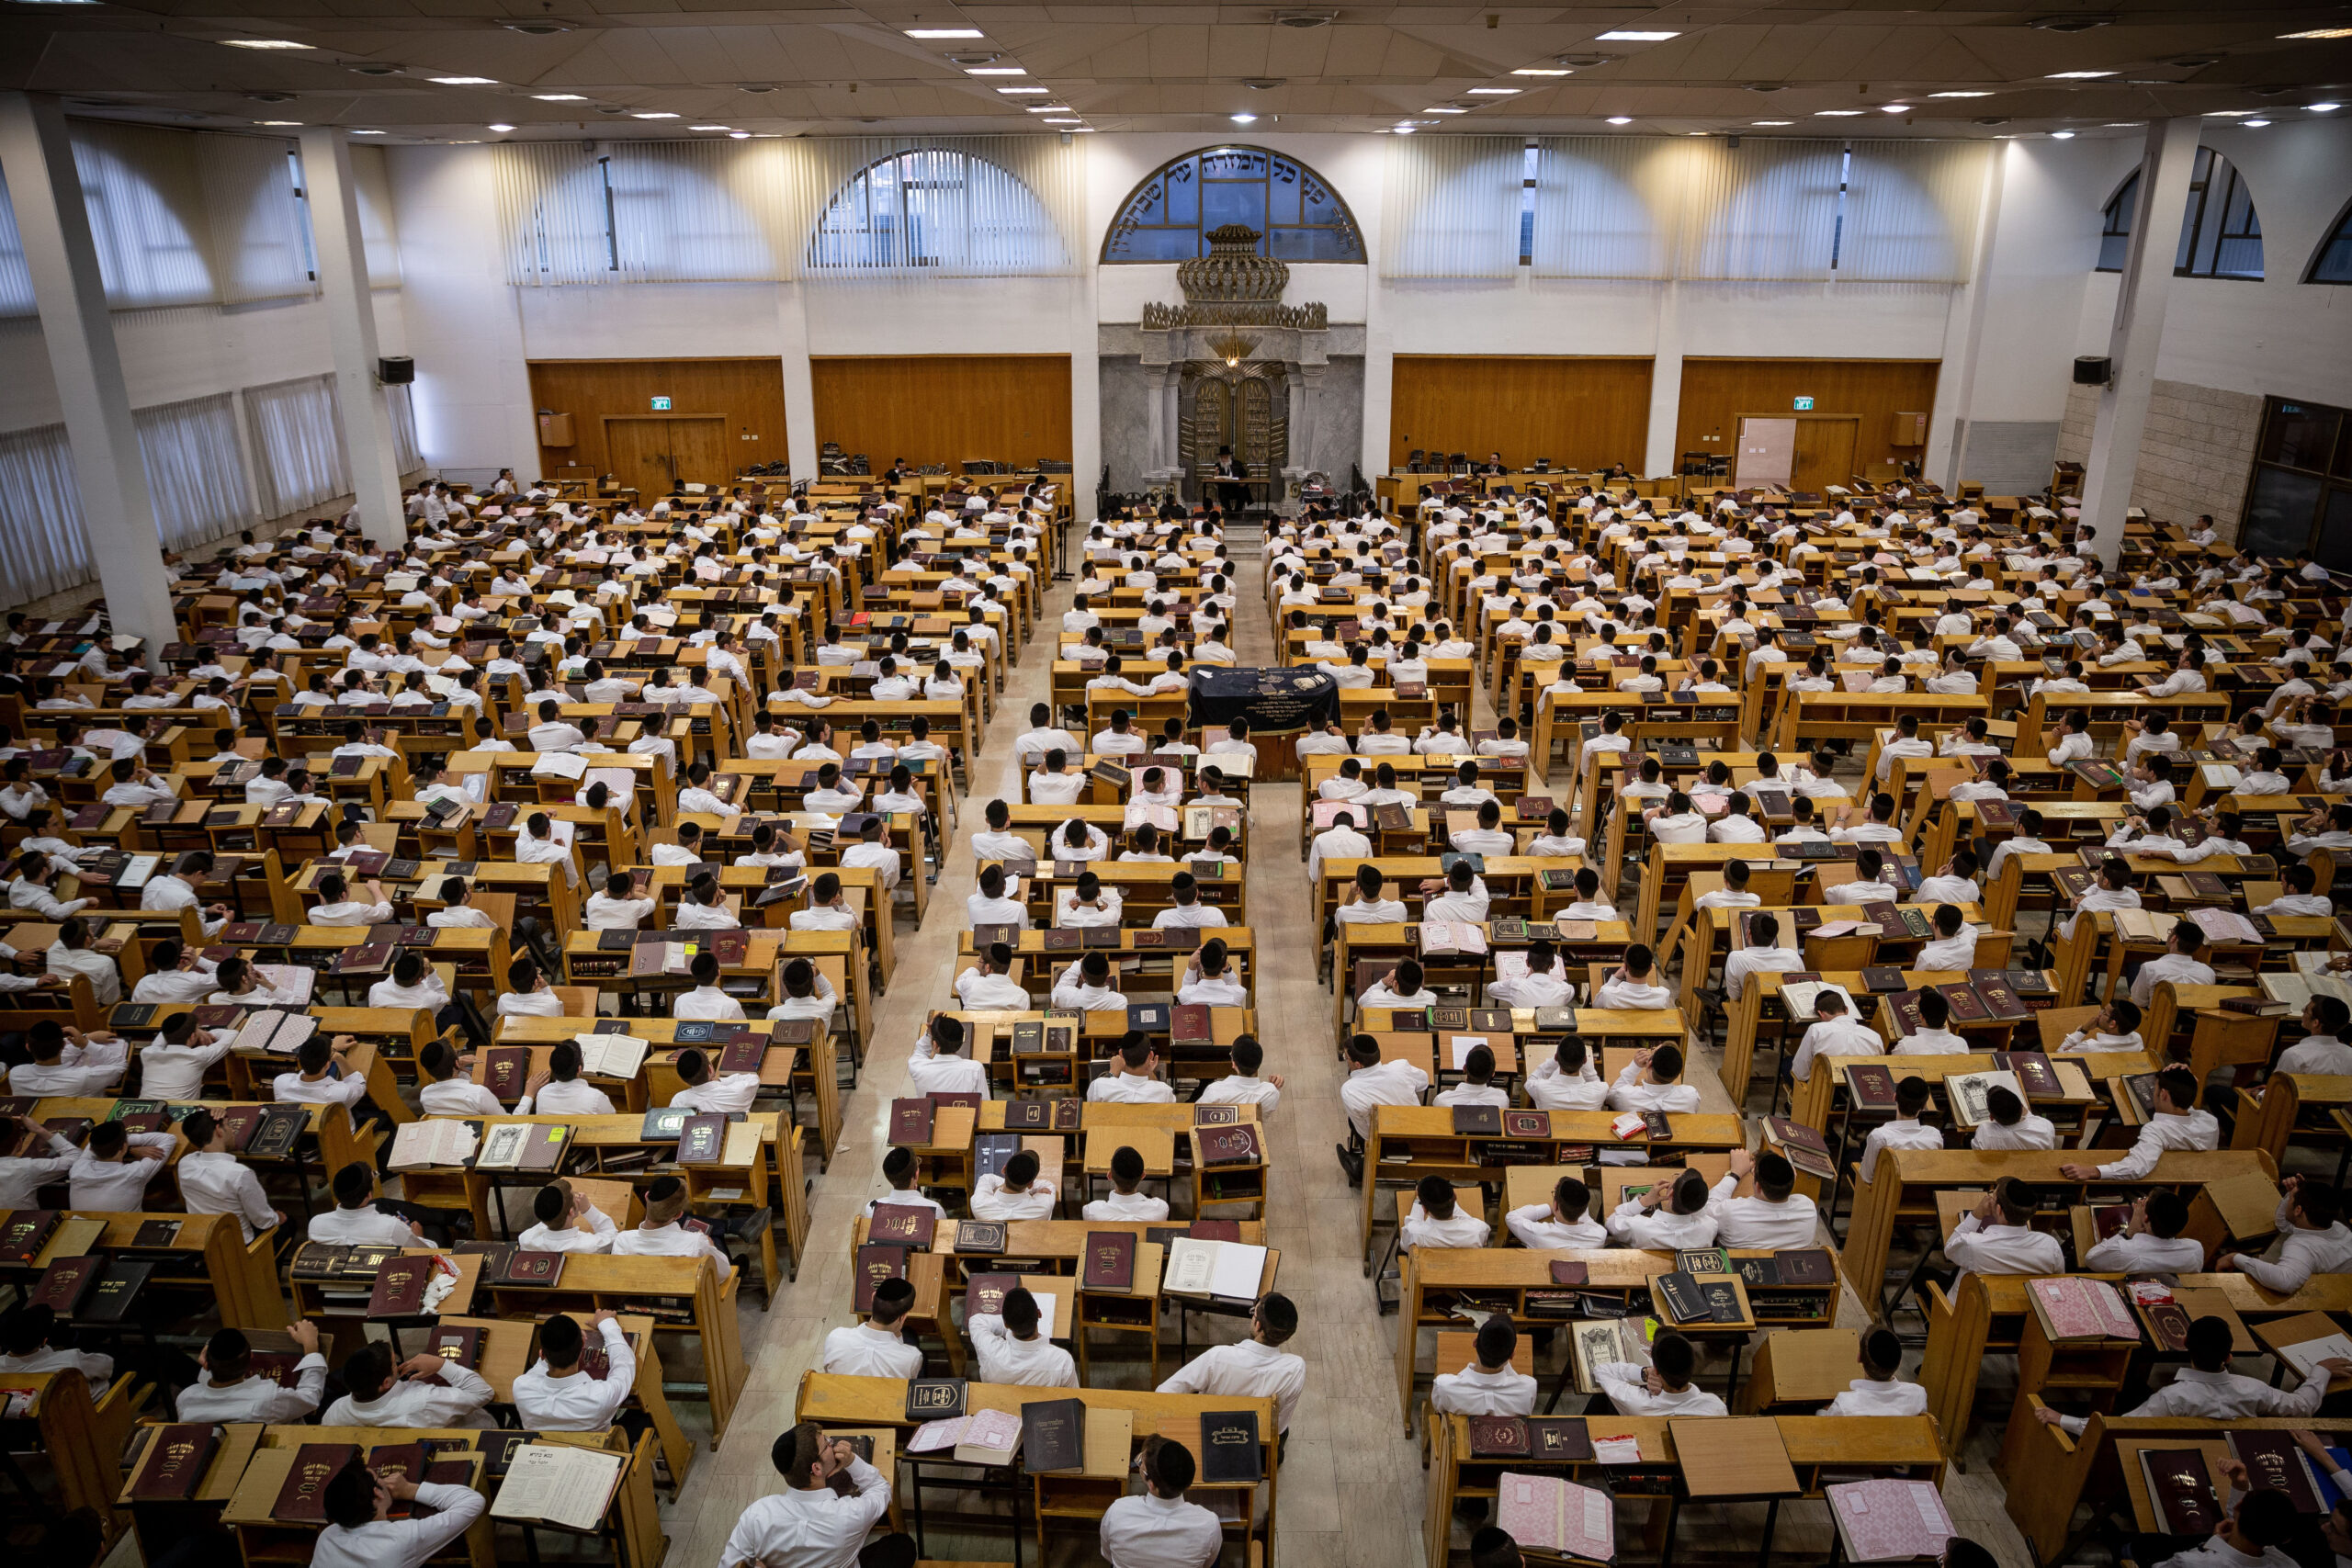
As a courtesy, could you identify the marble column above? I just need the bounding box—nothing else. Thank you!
[298,127,405,549]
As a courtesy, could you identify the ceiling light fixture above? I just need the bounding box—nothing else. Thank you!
[259,119,303,126]
[1229,112,1257,123]
[1426,107,1469,113]
[690,124,729,130]
[2204,108,2258,116]
[1816,108,1865,116]
[1596,30,1679,40]
[2281,27,2352,38]
[1466,87,1521,94]
[1393,125,1416,134]
[998,86,1049,94]
[1513,68,1572,75]
[224,39,312,49]
[632,111,679,118]
[430,76,498,85]
[1881,104,1910,112]
[352,129,385,134]
[1045,118,1082,124]
[2050,129,2075,138]
[2103,121,2143,126]
[2046,70,2118,78]
[533,94,587,101]
[1606,115,1633,124]
[2311,102,2343,111]
[2244,118,2270,127]
[502,20,572,34]
[1027,105,1073,111]
[965,66,1025,74]
[12,2,102,6]
[1753,119,1793,125]
[903,28,983,38]
[488,122,515,132]
[1931,91,1994,98]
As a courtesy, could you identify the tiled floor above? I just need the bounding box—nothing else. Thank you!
[650,527,2051,1568]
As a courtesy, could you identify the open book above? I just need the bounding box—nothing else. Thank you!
[531,751,590,781]
[390,1119,480,1171]
[1164,1238,1268,1301]
[490,1443,627,1531]
[571,1032,649,1077]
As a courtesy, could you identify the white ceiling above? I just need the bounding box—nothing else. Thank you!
[6,0,2350,142]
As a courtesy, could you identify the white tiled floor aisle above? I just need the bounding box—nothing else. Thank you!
[651,525,2046,1568]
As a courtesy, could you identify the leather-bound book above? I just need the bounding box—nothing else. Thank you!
[905,1379,966,1422]
[30,1256,103,1315]
[1082,1231,1136,1292]
[769,1018,820,1046]
[331,942,394,976]
[1170,1004,1214,1047]
[1001,1099,1051,1130]
[1468,1009,1513,1032]
[2141,1300,2193,1353]
[1040,928,1081,952]
[953,1220,1007,1256]
[476,1431,538,1481]
[1973,976,2032,1023]
[274,1443,361,1522]
[639,1107,689,1142]
[1656,1270,1710,1324]
[1859,966,1906,993]
[966,1271,1017,1320]
[867,1205,936,1247]
[716,1035,767,1075]
[1549,1260,1589,1286]
[1529,1418,1594,1461]
[1773,1248,1838,1287]
[1467,1416,1532,1459]
[930,1090,983,1115]
[888,1098,935,1145]
[2139,1448,2223,1536]
[1080,926,1123,951]
[1452,1104,1503,1136]
[971,923,1021,951]
[1051,1099,1085,1132]
[1991,1051,2061,1096]
[215,1105,266,1151]
[1127,1003,1170,1032]
[482,1047,530,1102]
[1021,1396,1087,1473]
[368,1258,435,1318]
[428,1325,483,1369]
[517,1123,571,1173]
[80,1259,153,1322]
[0,1210,60,1264]
[1200,1407,1263,1483]
[368,1441,426,1491]
[130,1423,223,1501]
[853,1244,906,1313]
[578,1340,612,1382]
[505,1251,566,1287]
[131,1219,183,1250]
[1193,1105,1238,1126]
[677,1112,727,1165]
[1935,982,1992,1024]
[1734,1255,1781,1289]
[1844,1064,1898,1112]
[1196,1124,1261,1168]
[2226,1431,2324,1514]
[1640,1110,1672,1141]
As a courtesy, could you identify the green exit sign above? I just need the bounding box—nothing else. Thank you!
[1792,395,1815,411]
[650,395,672,411]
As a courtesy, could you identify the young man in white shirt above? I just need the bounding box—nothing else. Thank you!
[953,942,1032,1011]
[1154,1292,1306,1436]
[1594,945,1675,1010]
[1088,1034,1175,1103]
[1098,1438,1223,1568]
[1430,1317,1539,1417]
[909,1013,990,1098]
[1082,1145,1170,1222]
[1724,912,1804,1003]
[2213,1172,2352,1292]
[537,1038,620,1115]
[174,1105,284,1243]
[2034,1314,2341,1443]
[1593,1329,1729,1417]
[518,1179,621,1254]
[1859,1075,1949,1183]
[1704,1148,1820,1249]
[1337,1032,1429,1181]
[513,1310,638,1432]
[970,1149,1058,1222]
[2083,1189,2208,1276]
[1196,1034,1283,1115]
[322,1340,496,1429]
[309,1450,489,1568]
[1823,1328,1929,1416]
[1607,1168,1720,1250]
[713,1425,892,1568]
[1945,1177,2067,1281]
[1487,940,1577,1010]
[2126,919,2217,1009]
[1524,1035,1608,1111]
[1505,1173,1607,1249]
[178,1321,326,1424]
[1400,1170,1494,1251]
[669,1045,761,1115]
[612,1176,733,1279]
[821,1277,926,1380]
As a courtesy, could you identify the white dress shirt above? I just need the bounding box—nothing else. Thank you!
[672,1073,761,1115]
[67,1136,175,1210]
[970,1312,1079,1386]
[1089,1071,1176,1104]
[2234,1196,2352,1292]
[1099,1491,1225,1568]
[138,1033,232,1100]
[1859,1117,1946,1182]
[822,1320,926,1379]
[311,1483,488,1568]
[1973,1114,2058,1151]
[2084,1229,2209,1275]
[969,1175,1057,1221]
[1430,1360,1539,1416]
[177,1353,327,1424]
[716,1461,892,1568]
[176,1148,279,1241]
[1504,1203,1607,1250]
[1606,1197,1720,1249]
[1944,1213,2066,1280]
[1154,1337,1306,1433]
[2097,1108,2220,1179]
[1084,1189,1171,1223]
[321,1363,497,1428]
[1590,1364,1728,1416]
[1606,1063,1700,1113]
[612,1219,732,1279]
[513,1319,638,1429]
[1703,1176,1820,1248]
[1340,1058,1428,1138]
[1399,1201,1493,1251]
[2054,1363,2324,1437]
[537,1077,619,1115]
[517,1205,620,1255]
[1823,1378,1929,1417]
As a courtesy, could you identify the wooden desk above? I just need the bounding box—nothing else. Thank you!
[1738,1327,1862,1412]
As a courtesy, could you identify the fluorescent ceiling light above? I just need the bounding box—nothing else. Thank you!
[1606,116,1633,124]
[2050,130,2075,138]
[2103,121,2143,126]
[259,119,303,126]
[1880,104,1910,112]
[1069,126,1095,132]
[1815,108,1865,116]
[965,66,1025,74]
[224,39,311,49]
[997,86,1049,94]
[1230,112,1257,123]
[352,129,385,134]
[632,111,679,118]
[488,122,515,131]
[2046,70,2117,78]
[1753,119,1792,126]
[2204,108,2257,117]
[1466,87,1521,95]
[690,124,729,130]
[730,130,751,138]
[430,76,497,85]
[1394,125,1416,133]
[903,28,983,38]
[2281,27,2352,38]
[2311,102,2342,111]
[1027,105,1072,112]
[533,94,587,101]
[1513,68,1572,75]
[1931,91,1994,97]
[1045,118,1082,124]
[2244,118,2270,127]
[1596,30,1679,40]
[1426,107,1469,113]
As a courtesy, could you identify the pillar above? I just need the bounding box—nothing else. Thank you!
[1641,280,1684,479]
[776,281,818,484]
[297,127,404,549]
[2080,118,2201,567]
[0,93,177,657]
[1936,142,2009,489]
[1068,267,1102,522]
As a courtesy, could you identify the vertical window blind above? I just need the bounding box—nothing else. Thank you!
[244,373,348,518]
[389,381,423,476]
[1380,134,1523,279]
[0,424,94,604]
[136,391,254,553]
[1530,137,1686,279]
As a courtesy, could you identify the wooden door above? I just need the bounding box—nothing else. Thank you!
[1792,418,1859,497]
[606,418,677,499]
[667,416,729,489]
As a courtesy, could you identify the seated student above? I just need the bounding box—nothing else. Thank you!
[1419,856,1492,923]
[670,1045,760,1115]
[1360,956,1438,1011]
[1089,1033,1174,1103]
[1195,1034,1282,1115]
[1895,987,1968,1054]
[952,942,1030,1014]
[1155,1292,1306,1436]
[1593,945,1673,1010]
[59,1112,165,1213]
[498,955,567,1019]
[519,1179,620,1254]
[2255,862,2335,919]
[179,1320,326,1423]
[2216,1174,2352,1290]
[1824,847,1902,905]
[7,1020,129,1096]
[1434,1044,1510,1110]
[323,1340,496,1428]
[1506,1174,1606,1249]
[367,950,451,1016]
[971,1284,1079,1387]
[1859,1076,1947,1182]
[1643,790,1709,844]
[0,1303,113,1394]
[1915,903,1981,971]
[1430,1316,1538,1416]
[1607,1043,1698,1112]
[822,1277,925,1379]
[1592,1328,1726,1416]
[1084,1145,1171,1222]
[1451,800,1517,858]
[310,1160,427,1247]
[310,871,393,926]
[971,1149,1057,1222]
[2038,1314,2343,1439]
[173,1106,283,1241]
[1099,1437,1222,1568]
[1525,1035,1607,1111]
[1051,949,1128,1013]
[1829,793,1905,848]
[1333,862,1409,932]
[1824,1327,1929,1416]
[514,1310,638,1432]
[1945,1177,2066,1281]
[1175,940,1248,1009]
[425,877,498,931]
[311,1450,489,1568]
[650,823,707,869]
[1692,858,1760,913]
[866,1145,948,1220]
[418,1036,539,1117]
[966,863,1029,931]
[1607,1168,1719,1249]
[138,1010,232,1102]
[2052,999,2144,1060]
[2062,1064,2217,1181]
[2085,1190,2207,1276]
[536,1039,619,1114]
[2278,995,2352,1076]
[1704,1149,1819,1248]
[1972,1085,2056,1151]
[1787,988,1883,1083]
[1401,1171,1493,1251]
[1724,912,1804,1003]
[715,1423,897,1568]
[612,1175,732,1278]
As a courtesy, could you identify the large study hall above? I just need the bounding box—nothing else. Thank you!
[1,5,2350,1568]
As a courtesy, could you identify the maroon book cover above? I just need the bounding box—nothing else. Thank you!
[1170,1003,1215,1047]
[2141,1448,2223,1536]
[1844,1064,1898,1112]
[888,1097,935,1145]
[0,1210,60,1264]
[1549,1260,1589,1286]
[367,1258,434,1318]
[273,1443,361,1522]
[1196,1124,1262,1167]
[482,1047,530,1102]
[1082,1230,1136,1292]
[676,1112,727,1166]
[1992,1050,2060,1096]
[30,1256,102,1315]
[506,1250,566,1287]
[1467,1416,1532,1457]
[427,1325,482,1369]
[1935,982,1992,1024]
[128,1424,221,1501]
[966,1271,1018,1320]
[1189,1219,1243,1242]
[853,1243,906,1313]
[868,1205,937,1247]
[716,1036,767,1075]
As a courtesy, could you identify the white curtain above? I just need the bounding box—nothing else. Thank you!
[244,373,347,517]
[1381,135,1523,279]
[1677,139,1847,282]
[193,131,314,305]
[0,170,32,317]
[1840,140,1991,283]
[0,424,92,604]
[1531,136,1684,279]
[492,141,615,287]
[388,381,423,476]
[135,392,253,552]
[606,139,787,282]
[71,119,218,309]
[350,143,402,288]
[799,138,1076,278]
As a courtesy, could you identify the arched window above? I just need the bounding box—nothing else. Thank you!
[2310,198,2352,284]
[808,148,1067,275]
[2176,147,2262,279]
[2096,170,2138,272]
[1103,147,1365,263]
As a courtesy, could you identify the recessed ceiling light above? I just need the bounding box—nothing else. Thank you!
[488,122,515,132]
[2311,102,2342,111]
[533,94,587,101]
[1026,105,1073,112]
[1426,107,1470,113]
[12,2,101,6]
[1069,126,1095,132]
[351,129,385,134]
[223,39,312,49]
[965,66,1025,75]
[1606,116,1633,124]
[430,76,497,85]
[2050,130,2075,138]
[2204,108,2258,117]
[1931,91,1995,97]
[2103,121,2143,127]
[1596,30,1679,40]
[690,124,729,130]
[903,28,983,38]
[1753,119,1792,126]
[1045,118,1082,124]
[1687,130,1709,136]
[1466,87,1521,95]
[1881,104,1910,112]
[1513,68,1572,76]
[1816,108,1865,116]
[632,111,679,118]
[2281,27,2352,38]
[259,119,304,126]
[1229,112,1257,123]
[2244,118,2270,127]
[729,130,751,138]
[1394,125,1416,134]
[2046,70,2117,79]
[997,86,1049,94]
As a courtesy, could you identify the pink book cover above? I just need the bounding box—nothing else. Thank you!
[1497,1472,1614,1561]
[2032,1277,2136,1340]
[1826,1479,1954,1562]
[1313,798,1369,829]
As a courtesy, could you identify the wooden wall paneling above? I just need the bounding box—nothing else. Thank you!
[526,357,789,488]
[1675,358,1941,479]
[809,355,1072,473]
[1389,355,1654,473]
